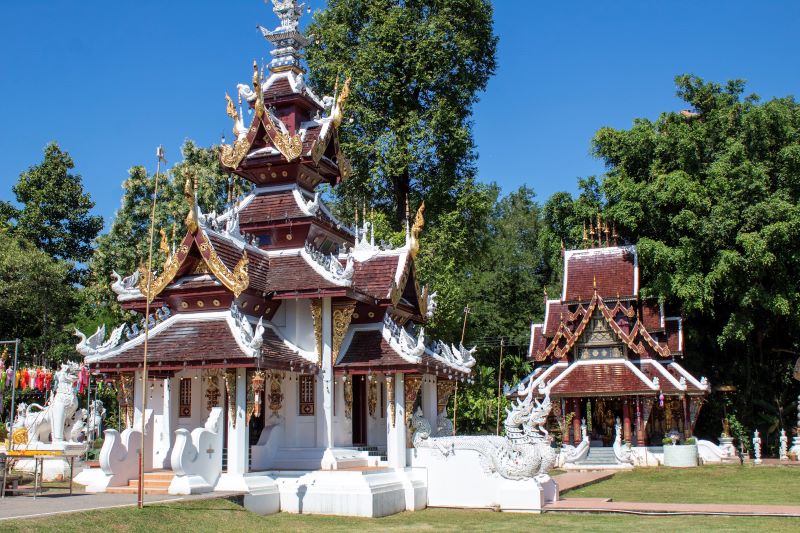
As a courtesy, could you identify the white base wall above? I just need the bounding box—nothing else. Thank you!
[409,447,558,512]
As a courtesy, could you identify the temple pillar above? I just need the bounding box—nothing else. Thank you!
[683,395,691,438]
[635,397,645,447]
[622,399,632,444]
[155,377,173,469]
[228,368,248,475]
[386,372,406,468]
[317,297,333,451]
[421,374,437,427]
[572,398,582,445]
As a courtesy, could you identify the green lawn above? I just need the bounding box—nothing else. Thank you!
[567,465,800,505]
[1,497,798,533]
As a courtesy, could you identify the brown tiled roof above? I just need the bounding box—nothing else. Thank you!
[529,325,546,358]
[302,126,322,154]
[265,77,294,99]
[352,255,401,300]
[550,362,655,396]
[88,316,310,370]
[544,301,569,336]
[336,330,411,369]
[240,191,306,225]
[90,318,244,365]
[641,300,663,331]
[267,254,341,293]
[564,247,636,301]
[665,318,682,353]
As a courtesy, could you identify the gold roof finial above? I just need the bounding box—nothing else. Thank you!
[253,60,265,118]
[409,201,426,259]
[184,171,198,233]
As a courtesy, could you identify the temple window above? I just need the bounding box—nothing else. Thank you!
[179,378,192,417]
[299,374,315,416]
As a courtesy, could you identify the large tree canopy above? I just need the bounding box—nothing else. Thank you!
[1,142,103,271]
[591,75,800,436]
[306,0,498,225]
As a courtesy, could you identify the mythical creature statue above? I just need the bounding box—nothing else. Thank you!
[18,362,82,444]
[75,324,126,357]
[612,417,634,465]
[110,270,142,300]
[88,400,107,441]
[412,389,557,481]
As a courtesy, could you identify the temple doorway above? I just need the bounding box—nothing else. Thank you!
[352,375,368,446]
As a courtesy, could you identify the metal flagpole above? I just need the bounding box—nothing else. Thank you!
[138,145,166,509]
[452,304,470,436]
[495,337,505,436]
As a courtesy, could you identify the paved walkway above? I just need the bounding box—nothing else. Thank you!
[552,470,615,494]
[546,498,800,517]
[0,491,241,521]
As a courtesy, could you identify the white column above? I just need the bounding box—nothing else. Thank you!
[133,370,143,424]
[155,378,172,469]
[227,368,248,475]
[386,372,406,468]
[320,298,337,468]
[422,373,437,427]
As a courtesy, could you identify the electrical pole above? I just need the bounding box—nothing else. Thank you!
[452,304,470,436]
[495,338,505,436]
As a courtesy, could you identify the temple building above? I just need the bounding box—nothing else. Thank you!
[514,227,710,449]
[75,1,473,500]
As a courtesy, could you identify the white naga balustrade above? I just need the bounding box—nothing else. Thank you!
[78,410,153,492]
[169,407,224,494]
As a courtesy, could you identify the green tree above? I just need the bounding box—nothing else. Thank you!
[86,141,231,317]
[0,235,76,360]
[306,0,498,225]
[589,75,800,439]
[1,142,103,273]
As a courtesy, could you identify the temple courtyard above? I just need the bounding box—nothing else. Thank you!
[1,465,799,531]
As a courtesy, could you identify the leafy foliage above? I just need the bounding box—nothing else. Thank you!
[1,142,103,279]
[306,0,498,225]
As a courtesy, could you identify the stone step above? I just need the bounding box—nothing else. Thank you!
[107,486,170,495]
[127,479,172,488]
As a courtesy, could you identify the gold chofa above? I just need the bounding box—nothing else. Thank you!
[409,201,426,259]
[184,173,198,233]
[332,76,352,128]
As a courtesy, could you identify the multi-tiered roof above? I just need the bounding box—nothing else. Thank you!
[77,1,474,379]
[517,229,709,399]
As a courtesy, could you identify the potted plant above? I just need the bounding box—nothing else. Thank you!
[662,433,698,467]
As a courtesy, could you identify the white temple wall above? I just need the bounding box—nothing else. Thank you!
[367,381,387,448]
[333,377,351,446]
[173,369,205,432]
[282,372,316,447]
[276,299,315,353]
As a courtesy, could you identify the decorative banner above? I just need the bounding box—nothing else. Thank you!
[387,376,395,428]
[344,378,353,419]
[368,380,378,418]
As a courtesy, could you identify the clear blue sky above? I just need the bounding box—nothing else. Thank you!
[1,1,798,230]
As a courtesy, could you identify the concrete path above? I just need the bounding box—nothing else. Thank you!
[0,491,242,521]
[546,498,800,517]
[553,470,615,494]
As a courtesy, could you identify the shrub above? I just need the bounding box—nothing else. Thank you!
[686,437,697,445]
[662,437,673,445]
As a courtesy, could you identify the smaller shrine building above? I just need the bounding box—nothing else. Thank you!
[514,236,710,447]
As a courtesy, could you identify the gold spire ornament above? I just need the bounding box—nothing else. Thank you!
[409,201,426,259]
[184,172,198,233]
[332,76,352,128]
[253,60,265,119]
[225,92,238,122]
[159,227,171,263]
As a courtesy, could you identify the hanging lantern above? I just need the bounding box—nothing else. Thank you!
[252,370,266,418]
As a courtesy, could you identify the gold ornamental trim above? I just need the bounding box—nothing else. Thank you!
[331,303,355,366]
[436,379,456,414]
[271,130,304,162]
[368,380,378,418]
[343,377,353,419]
[404,374,422,427]
[387,376,395,427]
[198,236,250,298]
[409,201,425,260]
[224,370,237,429]
[310,299,323,367]
[138,243,190,303]
[220,137,253,169]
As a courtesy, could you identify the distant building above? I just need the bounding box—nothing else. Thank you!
[515,230,709,446]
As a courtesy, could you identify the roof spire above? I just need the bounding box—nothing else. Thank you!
[258,1,309,73]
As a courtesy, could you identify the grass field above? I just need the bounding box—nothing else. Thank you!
[1,497,798,533]
[566,464,800,505]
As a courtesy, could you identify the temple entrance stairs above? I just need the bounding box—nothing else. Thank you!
[105,471,174,495]
[572,447,630,469]
[357,446,387,464]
